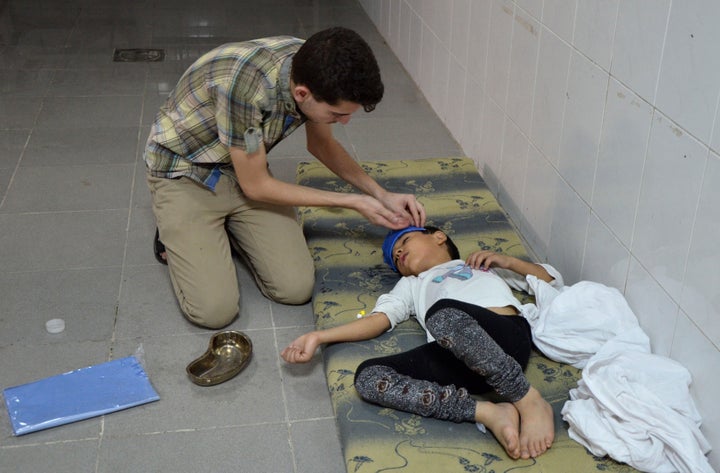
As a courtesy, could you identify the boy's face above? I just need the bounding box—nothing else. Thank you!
[292,85,360,124]
[392,230,452,276]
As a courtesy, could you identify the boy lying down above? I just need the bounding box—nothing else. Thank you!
[282,226,564,460]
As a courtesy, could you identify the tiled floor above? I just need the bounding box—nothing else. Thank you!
[0,1,462,472]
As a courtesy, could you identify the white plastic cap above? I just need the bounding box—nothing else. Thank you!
[46,318,65,334]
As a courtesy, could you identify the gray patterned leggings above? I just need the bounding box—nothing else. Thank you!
[354,299,532,423]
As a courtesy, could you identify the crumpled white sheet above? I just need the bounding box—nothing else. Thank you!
[522,276,713,473]
[521,278,647,368]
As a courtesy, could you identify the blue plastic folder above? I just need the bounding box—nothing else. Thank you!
[3,356,160,436]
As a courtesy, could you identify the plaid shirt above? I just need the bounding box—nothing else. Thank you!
[144,36,306,190]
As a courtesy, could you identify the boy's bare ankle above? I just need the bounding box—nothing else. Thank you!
[514,386,543,408]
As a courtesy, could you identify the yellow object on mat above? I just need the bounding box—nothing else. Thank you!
[297,157,637,473]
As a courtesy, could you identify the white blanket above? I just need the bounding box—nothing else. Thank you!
[522,277,713,473]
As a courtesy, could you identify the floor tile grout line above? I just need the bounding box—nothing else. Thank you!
[0,436,100,450]
[269,303,300,473]
[97,419,301,439]
[94,50,153,473]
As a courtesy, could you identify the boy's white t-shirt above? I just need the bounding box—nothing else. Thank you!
[371,259,563,342]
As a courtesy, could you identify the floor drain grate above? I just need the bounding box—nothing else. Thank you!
[113,48,165,62]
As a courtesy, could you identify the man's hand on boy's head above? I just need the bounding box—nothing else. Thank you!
[379,192,426,228]
[354,194,418,229]
[353,194,404,228]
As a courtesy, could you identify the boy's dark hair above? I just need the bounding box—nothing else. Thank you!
[423,226,460,260]
[292,27,384,112]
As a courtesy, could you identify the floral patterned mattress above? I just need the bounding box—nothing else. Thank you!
[296,157,636,473]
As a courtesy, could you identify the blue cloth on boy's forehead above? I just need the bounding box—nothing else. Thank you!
[382,226,425,272]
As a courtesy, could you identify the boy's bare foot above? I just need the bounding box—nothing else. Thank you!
[475,401,521,459]
[514,386,554,459]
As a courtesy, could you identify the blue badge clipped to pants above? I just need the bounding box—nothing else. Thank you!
[3,355,159,436]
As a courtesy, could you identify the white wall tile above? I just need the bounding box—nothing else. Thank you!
[497,117,528,217]
[633,112,707,301]
[542,0,577,44]
[467,0,492,88]
[671,311,720,469]
[429,41,451,120]
[477,97,505,193]
[572,0,618,72]
[713,98,720,155]
[506,9,540,135]
[558,51,608,203]
[410,0,426,18]
[582,213,630,290]
[419,23,434,92]
[460,77,485,159]
[444,56,466,142]
[656,0,720,143]
[520,145,557,260]
[485,0,514,108]
[625,257,678,356]
[547,180,590,284]
[515,0,542,20]
[530,26,571,164]
[681,151,720,348]
[611,0,670,104]
[426,0,452,46]
[407,6,423,79]
[396,0,411,66]
[593,78,652,247]
[450,0,470,67]
[382,0,392,27]
[387,0,401,49]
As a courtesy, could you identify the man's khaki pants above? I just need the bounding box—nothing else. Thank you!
[148,173,315,328]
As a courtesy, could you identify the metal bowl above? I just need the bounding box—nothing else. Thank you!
[186,331,253,386]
